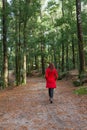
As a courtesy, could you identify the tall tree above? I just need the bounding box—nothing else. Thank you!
[76,0,84,74]
[2,0,8,87]
[61,0,65,72]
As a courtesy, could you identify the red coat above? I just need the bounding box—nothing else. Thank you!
[45,67,58,88]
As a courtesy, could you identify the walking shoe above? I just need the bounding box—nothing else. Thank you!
[50,100,53,103]
[50,98,53,104]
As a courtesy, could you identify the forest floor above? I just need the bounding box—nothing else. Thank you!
[0,72,87,130]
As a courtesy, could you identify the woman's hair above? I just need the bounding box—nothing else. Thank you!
[49,63,54,70]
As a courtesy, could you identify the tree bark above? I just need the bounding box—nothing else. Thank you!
[61,0,65,72]
[66,44,69,71]
[41,43,45,75]
[23,22,27,84]
[2,0,8,87]
[76,0,84,74]
[72,38,75,69]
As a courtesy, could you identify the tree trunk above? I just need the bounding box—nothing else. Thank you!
[72,38,75,69]
[15,15,19,85]
[23,23,27,84]
[15,1,22,85]
[61,0,65,72]
[2,0,8,88]
[61,40,64,72]
[35,56,38,70]
[23,54,26,84]
[53,45,57,69]
[66,44,69,71]
[70,9,76,70]
[41,43,45,75]
[76,0,84,74]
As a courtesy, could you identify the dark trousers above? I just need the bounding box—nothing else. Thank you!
[49,88,54,98]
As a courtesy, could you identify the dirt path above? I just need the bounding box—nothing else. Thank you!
[0,77,87,130]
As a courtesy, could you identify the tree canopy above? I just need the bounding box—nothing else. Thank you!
[0,0,87,88]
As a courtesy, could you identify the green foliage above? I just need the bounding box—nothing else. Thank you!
[73,80,82,87]
[74,86,87,95]
[58,71,69,80]
[0,79,4,89]
[0,0,87,88]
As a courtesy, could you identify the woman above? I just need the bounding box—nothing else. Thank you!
[45,63,58,103]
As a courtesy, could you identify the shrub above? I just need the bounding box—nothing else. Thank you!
[74,86,87,95]
[73,79,82,87]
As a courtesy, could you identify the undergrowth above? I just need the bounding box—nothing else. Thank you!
[74,86,87,95]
